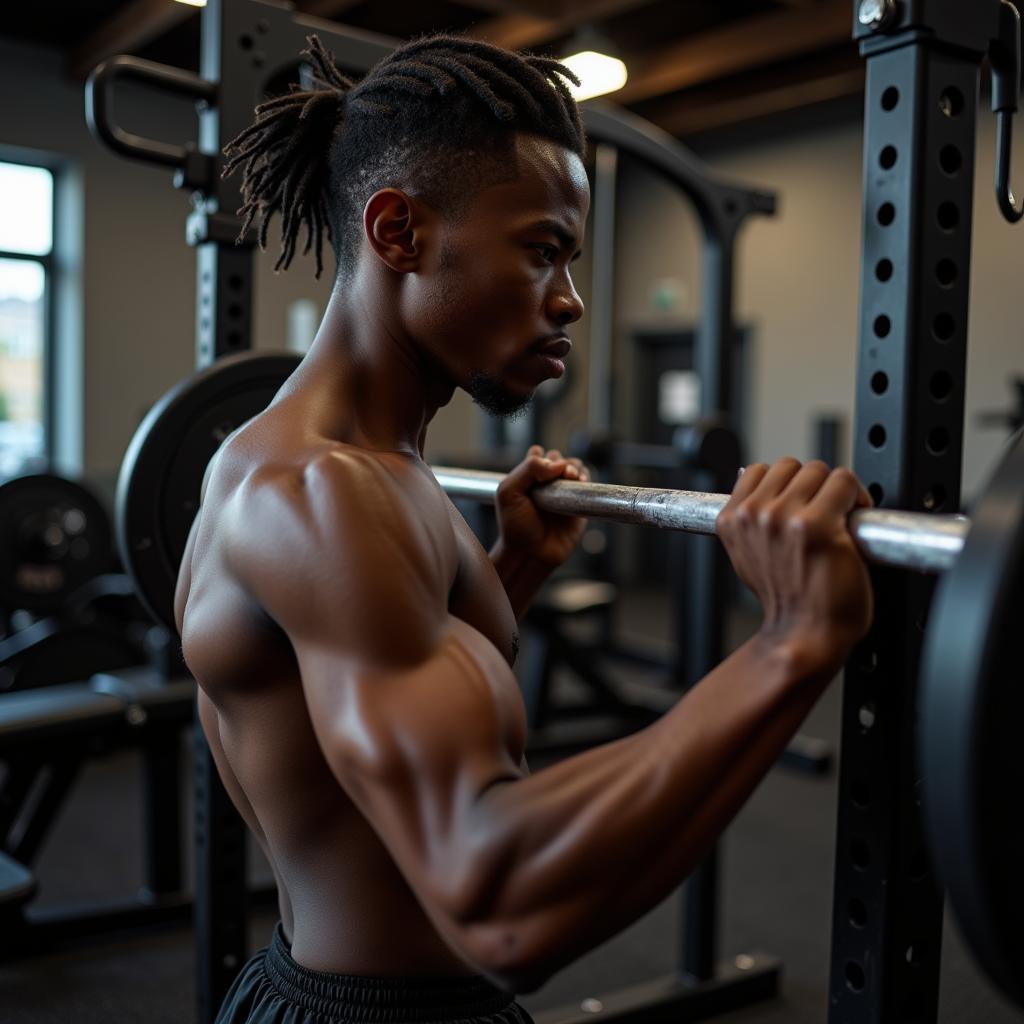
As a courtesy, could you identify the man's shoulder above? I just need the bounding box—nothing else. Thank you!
[299,446,422,512]
[239,445,434,538]
[223,444,452,622]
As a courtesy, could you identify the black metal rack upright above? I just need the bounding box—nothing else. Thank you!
[187,12,393,1017]
[829,2,1010,1022]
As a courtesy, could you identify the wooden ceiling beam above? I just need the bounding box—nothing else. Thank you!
[554,0,661,16]
[654,67,865,138]
[468,1,852,96]
[465,0,658,51]
[614,0,852,104]
[301,0,555,19]
[298,0,365,19]
[69,0,196,79]
[466,13,552,50]
[443,0,556,16]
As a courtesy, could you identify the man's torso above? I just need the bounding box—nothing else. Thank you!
[176,407,523,976]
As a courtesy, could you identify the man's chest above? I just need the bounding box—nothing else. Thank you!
[445,508,520,668]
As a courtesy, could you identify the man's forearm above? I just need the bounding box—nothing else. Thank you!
[489,540,556,619]
[597,643,834,948]
[453,631,839,990]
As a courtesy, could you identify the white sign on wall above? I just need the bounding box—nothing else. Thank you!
[658,370,701,424]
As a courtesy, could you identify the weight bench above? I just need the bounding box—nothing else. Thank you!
[522,577,673,759]
[0,668,196,957]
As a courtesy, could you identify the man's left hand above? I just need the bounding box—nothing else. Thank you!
[494,445,591,568]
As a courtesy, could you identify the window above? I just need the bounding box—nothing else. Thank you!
[0,161,53,476]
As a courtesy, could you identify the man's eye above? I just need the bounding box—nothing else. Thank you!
[532,245,559,264]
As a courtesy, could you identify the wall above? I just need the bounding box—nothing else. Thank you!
[1,38,194,477]
[612,107,1024,501]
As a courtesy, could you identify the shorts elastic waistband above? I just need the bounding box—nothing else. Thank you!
[263,923,518,1022]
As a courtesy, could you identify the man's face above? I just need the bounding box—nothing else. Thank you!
[405,134,590,417]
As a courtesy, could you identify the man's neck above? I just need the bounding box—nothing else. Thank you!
[282,281,454,458]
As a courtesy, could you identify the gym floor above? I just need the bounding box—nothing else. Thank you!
[2,590,1018,1024]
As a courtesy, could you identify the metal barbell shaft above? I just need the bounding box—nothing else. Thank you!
[431,467,970,575]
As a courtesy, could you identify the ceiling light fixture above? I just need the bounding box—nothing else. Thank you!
[560,26,627,102]
[173,0,207,7]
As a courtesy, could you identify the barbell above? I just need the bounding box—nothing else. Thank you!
[432,468,969,576]
[115,351,1023,1010]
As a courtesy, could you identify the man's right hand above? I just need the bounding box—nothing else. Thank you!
[715,459,874,673]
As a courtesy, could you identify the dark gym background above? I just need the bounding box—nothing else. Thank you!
[0,1,1022,1021]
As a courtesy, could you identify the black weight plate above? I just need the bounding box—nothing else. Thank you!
[920,428,1024,1010]
[116,351,301,631]
[0,474,113,614]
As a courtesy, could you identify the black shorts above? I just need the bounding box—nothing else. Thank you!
[214,922,535,1024]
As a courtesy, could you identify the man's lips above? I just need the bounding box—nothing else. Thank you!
[534,336,572,358]
[526,336,570,381]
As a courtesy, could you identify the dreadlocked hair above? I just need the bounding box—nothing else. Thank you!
[222,32,585,280]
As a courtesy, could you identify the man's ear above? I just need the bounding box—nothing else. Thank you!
[362,188,433,273]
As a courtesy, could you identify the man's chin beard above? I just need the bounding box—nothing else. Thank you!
[466,370,533,419]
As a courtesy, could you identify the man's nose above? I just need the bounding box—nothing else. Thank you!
[550,286,584,327]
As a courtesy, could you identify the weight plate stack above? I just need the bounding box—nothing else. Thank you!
[116,351,301,631]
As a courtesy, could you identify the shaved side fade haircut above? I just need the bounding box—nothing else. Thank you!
[223,33,586,280]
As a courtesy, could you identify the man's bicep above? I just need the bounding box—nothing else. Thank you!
[295,625,525,919]
[297,624,524,801]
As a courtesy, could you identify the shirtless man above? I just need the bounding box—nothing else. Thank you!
[175,33,873,1024]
